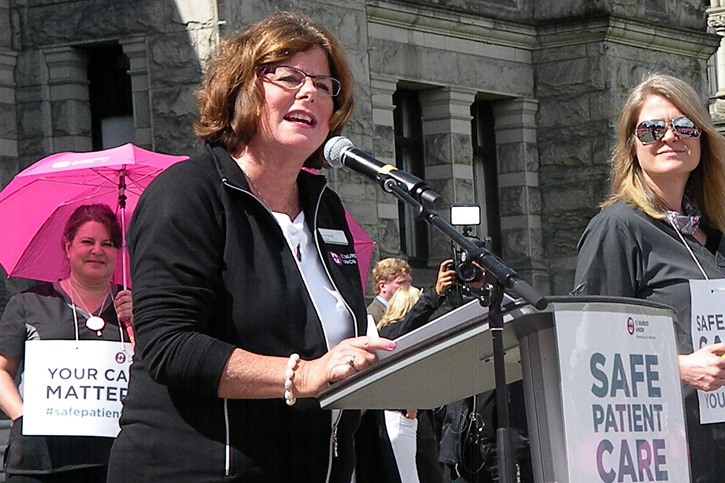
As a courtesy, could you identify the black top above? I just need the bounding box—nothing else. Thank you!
[575,200,725,481]
[0,281,123,475]
[107,145,367,483]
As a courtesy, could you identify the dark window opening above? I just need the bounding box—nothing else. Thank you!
[393,88,428,263]
[471,101,501,255]
[87,44,133,150]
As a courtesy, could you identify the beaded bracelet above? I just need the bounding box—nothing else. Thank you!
[284,353,301,406]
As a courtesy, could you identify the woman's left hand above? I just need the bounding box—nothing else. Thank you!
[679,342,725,391]
[296,336,396,397]
[114,289,133,322]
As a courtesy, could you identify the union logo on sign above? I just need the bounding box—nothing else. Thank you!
[626,316,635,335]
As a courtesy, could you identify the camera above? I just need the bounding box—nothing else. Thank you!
[448,246,483,284]
[446,237,491,309]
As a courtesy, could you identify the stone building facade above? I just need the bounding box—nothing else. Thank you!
[0,0,720,477]
[1,0,718,297]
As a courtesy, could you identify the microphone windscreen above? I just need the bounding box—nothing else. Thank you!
[323,136,354,168]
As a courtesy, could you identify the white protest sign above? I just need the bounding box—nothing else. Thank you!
[690,278,725,424]
[22,340,132,437]
[555,309,689,482]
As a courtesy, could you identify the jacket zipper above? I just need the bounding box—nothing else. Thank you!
[222,177,356,481]
[224,398,231,477]
[326,409,344,482]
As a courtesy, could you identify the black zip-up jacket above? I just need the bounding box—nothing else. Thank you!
[107,145,367,482]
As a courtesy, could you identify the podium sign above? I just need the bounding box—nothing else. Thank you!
[22,340,133,437]
[554,308,689,482]
[320,296,688,482]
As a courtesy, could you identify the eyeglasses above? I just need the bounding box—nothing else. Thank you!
[634,116,701,145]
[259,65,341,97]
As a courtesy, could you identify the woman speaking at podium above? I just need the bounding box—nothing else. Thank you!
[574,74,725,481]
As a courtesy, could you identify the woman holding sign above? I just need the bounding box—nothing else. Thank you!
[575,74,725,481]
[0,203,133,482]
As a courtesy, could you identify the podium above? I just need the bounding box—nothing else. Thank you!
[320,296,690,482]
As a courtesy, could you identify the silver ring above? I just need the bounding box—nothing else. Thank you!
[346,355,355,367]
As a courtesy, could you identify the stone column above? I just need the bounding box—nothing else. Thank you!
[707,5,725,126]
[120,37,152,148]
[368,73,402,258]
[491,98,548,292]
[0,0,15,167]
[419,87,476,262]
[43,46,91,152]
[0,50,17,186]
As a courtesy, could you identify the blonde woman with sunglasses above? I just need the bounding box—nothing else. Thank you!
[575,74,725,481]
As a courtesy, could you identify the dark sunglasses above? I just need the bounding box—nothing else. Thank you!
[634,116,701,145]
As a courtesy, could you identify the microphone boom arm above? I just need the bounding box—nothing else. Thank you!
[381,176,547,483]
[381,178,547,310]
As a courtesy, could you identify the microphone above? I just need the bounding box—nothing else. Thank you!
[323,136,443,208]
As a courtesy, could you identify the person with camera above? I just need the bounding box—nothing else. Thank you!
[366,258,454,327]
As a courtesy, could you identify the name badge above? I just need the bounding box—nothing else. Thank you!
[319,228,348,245]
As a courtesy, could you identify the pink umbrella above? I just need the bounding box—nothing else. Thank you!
[0,143,188,287]
[344,210,375,293]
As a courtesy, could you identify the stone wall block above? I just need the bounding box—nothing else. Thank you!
[0,6,10,48]
[537,60,604,98]
[540,182,596,213]
[373,124,395,155]
[19,2,184,46]
[393,0,531,19]
[50,99,90,137]
[524,142,539,171]
[150,87,198,152]
[149,33,204,87]
[14,50,45,87]
[527,186,541,215]
[0,105,16,138]
[498,185,526,217]
[538,137,591,167]
[376,218,407,259]
[423,133,452,165]
[455,53,533,95]
[451,132,472,166]
[500,228,534,265]
[496,143,524,173]
[0,154,20,190]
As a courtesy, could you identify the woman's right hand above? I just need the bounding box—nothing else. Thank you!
[297,336,396,397]
[679,342,725,391]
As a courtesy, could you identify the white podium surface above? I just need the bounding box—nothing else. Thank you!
[319,295,520,410]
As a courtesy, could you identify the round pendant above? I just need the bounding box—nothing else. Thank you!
[86,315,105,333]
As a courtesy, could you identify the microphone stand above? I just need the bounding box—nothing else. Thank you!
[379,178,548,483]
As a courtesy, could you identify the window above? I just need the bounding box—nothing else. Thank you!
[471,100,501,255]
[393,88,428,262]
[87,44,133,149]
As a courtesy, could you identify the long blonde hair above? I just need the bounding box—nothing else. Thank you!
[377,285,421,330]
[604,73,725,231]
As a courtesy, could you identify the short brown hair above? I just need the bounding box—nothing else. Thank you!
[194,11,355,168]
[371,258,411,294]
